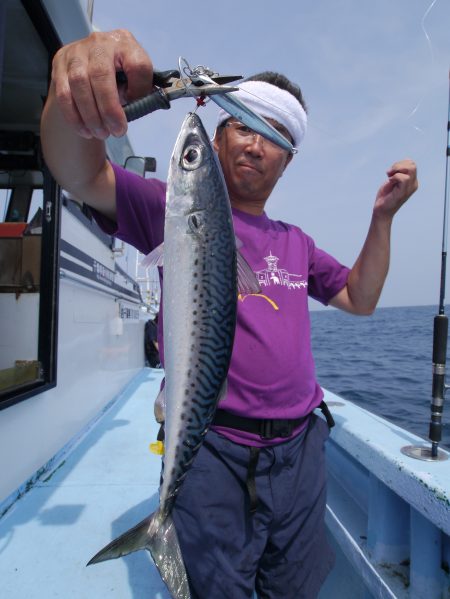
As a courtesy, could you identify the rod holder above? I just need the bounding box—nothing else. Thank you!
[401,308,448,461]
[401,445,448,461]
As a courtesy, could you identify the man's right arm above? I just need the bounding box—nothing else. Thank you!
[40,30,154,222]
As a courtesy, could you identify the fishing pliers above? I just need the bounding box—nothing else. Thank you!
[118,63,240,122]
[118,58,296,154]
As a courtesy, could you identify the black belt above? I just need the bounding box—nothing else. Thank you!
[212,401,335,514]
[212,400,335,440]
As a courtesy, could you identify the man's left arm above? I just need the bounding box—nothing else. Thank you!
[330,159,418,315]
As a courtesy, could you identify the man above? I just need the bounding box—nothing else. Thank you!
[41,30,418,598]
[144,314,161,368]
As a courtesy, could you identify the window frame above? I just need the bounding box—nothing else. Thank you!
[0,0,62,410]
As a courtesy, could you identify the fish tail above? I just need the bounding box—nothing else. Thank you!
[87,512,190,598]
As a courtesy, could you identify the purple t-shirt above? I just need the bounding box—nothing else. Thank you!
[95,163,350,447]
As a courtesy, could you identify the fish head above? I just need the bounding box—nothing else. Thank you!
[166,112,228,224]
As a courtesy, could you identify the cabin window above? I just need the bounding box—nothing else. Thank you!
[0,185,43,395]
[0,2,61,409]
[0,161,60,408]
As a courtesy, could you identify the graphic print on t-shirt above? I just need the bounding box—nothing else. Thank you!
[238,251,308,310]
[256,252,307,291]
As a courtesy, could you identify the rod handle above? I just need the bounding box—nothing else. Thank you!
[432,314,448,365]
[429,314,448,444]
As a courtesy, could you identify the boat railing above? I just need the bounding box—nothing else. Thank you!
[322,389,450,599]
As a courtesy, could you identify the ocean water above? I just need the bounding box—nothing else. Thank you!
[310,304,450,449]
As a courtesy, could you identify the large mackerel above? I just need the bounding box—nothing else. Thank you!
[88,112,258,598]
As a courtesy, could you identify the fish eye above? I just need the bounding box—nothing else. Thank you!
[182,144,202,170]
[185,148,199,162]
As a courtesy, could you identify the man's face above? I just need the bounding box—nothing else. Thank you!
[213,118,293,210]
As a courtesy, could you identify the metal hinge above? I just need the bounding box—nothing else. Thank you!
[45,201,52,223]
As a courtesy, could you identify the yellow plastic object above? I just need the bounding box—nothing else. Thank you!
[149,440,164,455]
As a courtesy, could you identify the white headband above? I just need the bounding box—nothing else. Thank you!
[216,80,307,148]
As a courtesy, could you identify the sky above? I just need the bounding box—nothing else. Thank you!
[91,0,450,309]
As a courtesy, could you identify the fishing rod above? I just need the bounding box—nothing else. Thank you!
[402,71,450,462]
[428,70,450,459]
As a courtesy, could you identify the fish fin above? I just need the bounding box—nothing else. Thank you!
[237,250,261,294]
[87,512,191,598]
[141,242,164,268]
[154,386,166,423]
[87,514,153,564]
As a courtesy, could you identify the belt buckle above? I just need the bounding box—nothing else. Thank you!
[260,419,293,440]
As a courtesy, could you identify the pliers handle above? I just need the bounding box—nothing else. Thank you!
[116,69,239,122]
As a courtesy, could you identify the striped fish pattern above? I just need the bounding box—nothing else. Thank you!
[88,113,258,599]
[161,112,237,517]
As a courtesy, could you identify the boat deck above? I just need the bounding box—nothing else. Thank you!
[1,368,450,598]
[0,368,170,599]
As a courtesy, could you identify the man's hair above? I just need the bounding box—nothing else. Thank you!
[244,71,308,114]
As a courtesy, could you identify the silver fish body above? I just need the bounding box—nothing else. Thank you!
[161,112,237,516]
[88,113,238,599]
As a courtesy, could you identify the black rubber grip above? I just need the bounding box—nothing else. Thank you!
[432,373,446,401]
[116,69,180,88]
[432,314,448,365]
[123,89,171,122]
[153,70,180,87]
[429,420,442,443]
